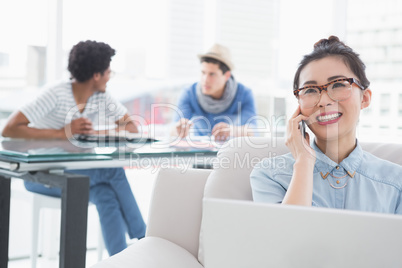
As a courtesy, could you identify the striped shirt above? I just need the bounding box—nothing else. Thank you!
[21,81,128,129]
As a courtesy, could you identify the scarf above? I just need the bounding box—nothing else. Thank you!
[196,76,238,114]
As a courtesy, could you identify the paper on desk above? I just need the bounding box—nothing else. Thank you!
[170,136,223,149]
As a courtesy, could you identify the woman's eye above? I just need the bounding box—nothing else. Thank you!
[303,88,318,95]
[332,82,347,89]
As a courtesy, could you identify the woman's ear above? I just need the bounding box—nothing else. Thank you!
[361,88,372,109]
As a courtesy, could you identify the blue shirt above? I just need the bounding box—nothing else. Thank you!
[250,141,402,215]
[174,82,257,136]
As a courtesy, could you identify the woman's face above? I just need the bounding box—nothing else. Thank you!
[298,56,371,143]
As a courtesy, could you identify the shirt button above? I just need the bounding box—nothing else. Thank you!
[336,180,340,184]
[336,166,340,170]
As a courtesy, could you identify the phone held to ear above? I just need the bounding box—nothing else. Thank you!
[299,120,306,138]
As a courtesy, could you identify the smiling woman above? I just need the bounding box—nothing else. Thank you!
[251,36,402,216]
[296,56,371,149]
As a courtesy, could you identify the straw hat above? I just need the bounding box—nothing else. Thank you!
[197,43,234,71]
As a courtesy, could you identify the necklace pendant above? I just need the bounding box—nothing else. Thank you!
[320,172,329,179]
[320,169,356,189]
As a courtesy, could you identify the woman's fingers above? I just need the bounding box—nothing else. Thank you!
[290,105,302,119]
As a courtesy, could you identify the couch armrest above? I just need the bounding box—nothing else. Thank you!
[91,237,203,268]
[146,167,212,258]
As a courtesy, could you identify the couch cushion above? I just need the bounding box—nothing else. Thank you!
[204,136,287,200]
[91,237,203,268]
[147,168,211,258]
[360,142,402,165]
[199,136,287,265]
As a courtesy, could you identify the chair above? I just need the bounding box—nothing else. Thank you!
[91,137,402,267]
[30,193,105,268]
[91,167,212,268]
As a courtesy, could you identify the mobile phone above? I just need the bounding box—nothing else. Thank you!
[299,120,306,138]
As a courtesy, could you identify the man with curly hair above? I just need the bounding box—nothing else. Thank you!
[2,40,146,256]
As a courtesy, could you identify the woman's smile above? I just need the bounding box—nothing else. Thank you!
[316,112,342,125]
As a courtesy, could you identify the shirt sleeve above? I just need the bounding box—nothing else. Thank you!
[174,87,194,122]
[104,92,128,121]
[239,89,257,126]
[250,159,287,204]
[20,88,58,124]
[395,190,402,214]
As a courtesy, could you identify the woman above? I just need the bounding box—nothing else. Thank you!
[251,36,402,214]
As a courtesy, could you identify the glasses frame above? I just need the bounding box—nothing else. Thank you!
[293,78,365,98]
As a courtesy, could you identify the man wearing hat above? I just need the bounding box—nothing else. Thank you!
[174,43,257,141]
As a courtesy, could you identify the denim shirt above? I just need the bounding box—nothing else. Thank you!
[250,140,402,215]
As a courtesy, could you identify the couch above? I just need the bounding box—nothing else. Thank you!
[91,137,402,267]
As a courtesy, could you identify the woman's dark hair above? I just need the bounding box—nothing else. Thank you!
[68,40,115,82]
[200,57,230,74]
[293,35,370,91]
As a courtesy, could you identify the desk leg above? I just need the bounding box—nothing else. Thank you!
[0,175,11,268]
[59,174,90,268]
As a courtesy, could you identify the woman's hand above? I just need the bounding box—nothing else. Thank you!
[282,106,316,206]
[285,106,316,164]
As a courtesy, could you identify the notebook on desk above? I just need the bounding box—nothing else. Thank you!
[202,198,402,268]
[75,133,157,143]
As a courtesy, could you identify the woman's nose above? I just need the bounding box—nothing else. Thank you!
[317,90,335,107]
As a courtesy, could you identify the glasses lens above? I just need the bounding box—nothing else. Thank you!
[328,80,352,101]
[299,88,320,108]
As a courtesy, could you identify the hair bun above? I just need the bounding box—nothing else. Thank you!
[314,35,341,49]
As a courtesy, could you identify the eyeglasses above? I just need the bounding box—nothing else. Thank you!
[293,78,365,108]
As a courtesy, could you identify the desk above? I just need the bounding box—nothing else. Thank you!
[0,138,218,268]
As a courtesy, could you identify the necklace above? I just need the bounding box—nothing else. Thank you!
[320,171,356,189]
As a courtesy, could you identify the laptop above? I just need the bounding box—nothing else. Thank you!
[202,198,402,268]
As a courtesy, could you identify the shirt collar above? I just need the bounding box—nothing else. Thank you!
[312,139,363,177]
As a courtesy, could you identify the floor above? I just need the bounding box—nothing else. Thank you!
[8,167,158,268]
[8,248,107,268]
